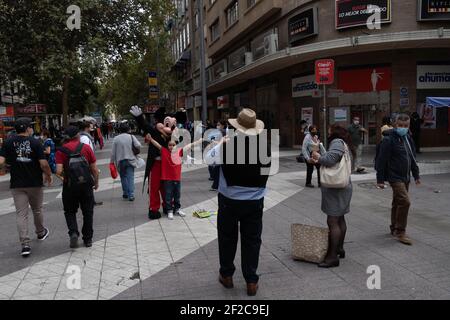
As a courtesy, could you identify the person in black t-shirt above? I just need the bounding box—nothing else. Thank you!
[0,118,53,257]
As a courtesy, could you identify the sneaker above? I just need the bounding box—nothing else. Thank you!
[21,246,31,257]
[123,195,129,200]
[210,188,218,192]
[70,234,79,249]
[129,197,135,202]
[177,210,186,217]
[37,228,50,241]
[168,211,174,220]
[305,183,315,188]
[94,201,103,206]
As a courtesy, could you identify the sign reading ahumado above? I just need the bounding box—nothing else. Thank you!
[417,65,450,89]
[292,75,318,97]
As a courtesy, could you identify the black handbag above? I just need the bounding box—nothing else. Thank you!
[130,134,140,155]
[296,154,305,163]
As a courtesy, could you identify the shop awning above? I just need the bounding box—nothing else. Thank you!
[426,97,450,107]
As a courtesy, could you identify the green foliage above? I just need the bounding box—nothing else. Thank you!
[0,0,176,120]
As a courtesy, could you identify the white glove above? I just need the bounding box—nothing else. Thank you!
[130,105,143,117]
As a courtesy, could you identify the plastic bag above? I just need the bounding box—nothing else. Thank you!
[109,163,118,179]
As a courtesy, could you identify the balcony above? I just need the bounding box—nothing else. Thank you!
[206,0,282,59]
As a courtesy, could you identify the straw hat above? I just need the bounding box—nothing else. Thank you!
[228,108,265,136]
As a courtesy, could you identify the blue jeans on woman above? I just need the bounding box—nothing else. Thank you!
[119,159,135,199]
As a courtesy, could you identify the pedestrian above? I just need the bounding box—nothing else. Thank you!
[376,113,420,245]
[410,112,423,154]
[311,124,355,268]
[80,121,103,206]
[42,129,56,174]
[148,136,203,220]
[302,125,323,188]
[206,108,271,296]
[130,106,176,220]
[348,116,368,173]
[102,122,109,141]
[0,118,52,257]
[210,120,228,191]
[56,126,99,248]
[110,122,142,202]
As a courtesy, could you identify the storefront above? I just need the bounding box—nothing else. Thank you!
[291,74,321,144]
[337,66,392,145]
[416,63,450,148]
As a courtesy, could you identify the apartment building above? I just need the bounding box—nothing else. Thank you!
[179,0,449,149]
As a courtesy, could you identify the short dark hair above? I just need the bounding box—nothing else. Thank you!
[328,124,356,159]
[42,129,50,138]
[394,113,410,123]
[80,121,92,131]
[119,123,130,133]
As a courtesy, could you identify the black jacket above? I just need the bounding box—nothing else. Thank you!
[134,114,169,191]
[221,133,271,188]
[376,130,420,184]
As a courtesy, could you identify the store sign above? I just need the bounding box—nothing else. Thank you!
[417,65,450,89]
[288,7,318,44]
[16,104,47,114]
[418,0,450,21]
[292,75,319,97]
[338,67,391,92]
[335,0,392,29]
[217,95,229,109]
[315,59,335,85]
[301,107,314,125]
[228,46,246,72]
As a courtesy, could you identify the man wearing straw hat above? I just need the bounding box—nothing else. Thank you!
[206,108,272,296]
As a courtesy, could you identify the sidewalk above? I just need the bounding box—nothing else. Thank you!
[0,146,450,300]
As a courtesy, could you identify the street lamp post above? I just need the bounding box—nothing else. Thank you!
[197,0,208,126]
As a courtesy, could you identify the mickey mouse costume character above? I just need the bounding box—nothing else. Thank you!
[130,106,177,220]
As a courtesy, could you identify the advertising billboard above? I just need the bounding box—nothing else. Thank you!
[418,0,450,21]
[335,0,391,29]
[288,7,318,45]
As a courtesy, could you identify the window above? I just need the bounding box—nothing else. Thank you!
[247,0,256,8]
[226,1,239,27]
[210,20,220,42]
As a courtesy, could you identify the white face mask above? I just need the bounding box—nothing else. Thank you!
[354,121,360,126]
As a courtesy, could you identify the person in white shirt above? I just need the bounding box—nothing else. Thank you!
[80,122,95,151]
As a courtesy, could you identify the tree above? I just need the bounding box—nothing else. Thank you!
[0,0,174,125]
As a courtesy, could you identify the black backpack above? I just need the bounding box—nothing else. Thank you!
[60,143,94,189]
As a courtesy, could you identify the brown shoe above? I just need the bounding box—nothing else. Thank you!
[247,283,259,296]
[219,274,234,289]
[395,233,413,245]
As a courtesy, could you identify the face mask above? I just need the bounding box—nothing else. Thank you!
[395,127,409,137]
[354,121,360,126]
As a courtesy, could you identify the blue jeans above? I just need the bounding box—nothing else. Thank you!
[119,160,135,198]
[164,181,181,212]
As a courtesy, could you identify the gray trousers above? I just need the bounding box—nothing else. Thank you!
[11,187,45,247]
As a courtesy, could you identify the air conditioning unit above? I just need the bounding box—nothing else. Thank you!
[220,72,227,78]
[245,52,253,65]
[263,33,278,56]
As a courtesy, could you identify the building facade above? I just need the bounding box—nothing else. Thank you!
[172,0,450,148]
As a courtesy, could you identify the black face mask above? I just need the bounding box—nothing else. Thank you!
[310,131,317,135]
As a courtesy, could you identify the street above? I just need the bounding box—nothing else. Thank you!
[0,139,449,300]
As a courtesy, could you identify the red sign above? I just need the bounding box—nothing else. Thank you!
[315,59,335,85]
[143,105,159,113]
[0,106,14,117]
[16,104,47,114]
[338,67,392,93]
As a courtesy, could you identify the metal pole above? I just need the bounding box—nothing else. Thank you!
[323,84,327,148]
[198,0,208,126]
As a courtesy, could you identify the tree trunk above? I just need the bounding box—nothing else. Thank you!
[62,75,69,127]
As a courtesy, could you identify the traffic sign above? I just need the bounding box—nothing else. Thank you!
[315,59,335,85]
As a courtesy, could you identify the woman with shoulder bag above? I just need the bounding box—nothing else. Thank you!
[311,124,355,268]
[110,123,142,201]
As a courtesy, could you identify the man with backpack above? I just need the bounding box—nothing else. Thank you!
[56,126,99,248]
[376,113,420,246]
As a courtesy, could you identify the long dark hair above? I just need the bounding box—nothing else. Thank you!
[328,124,356,158]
